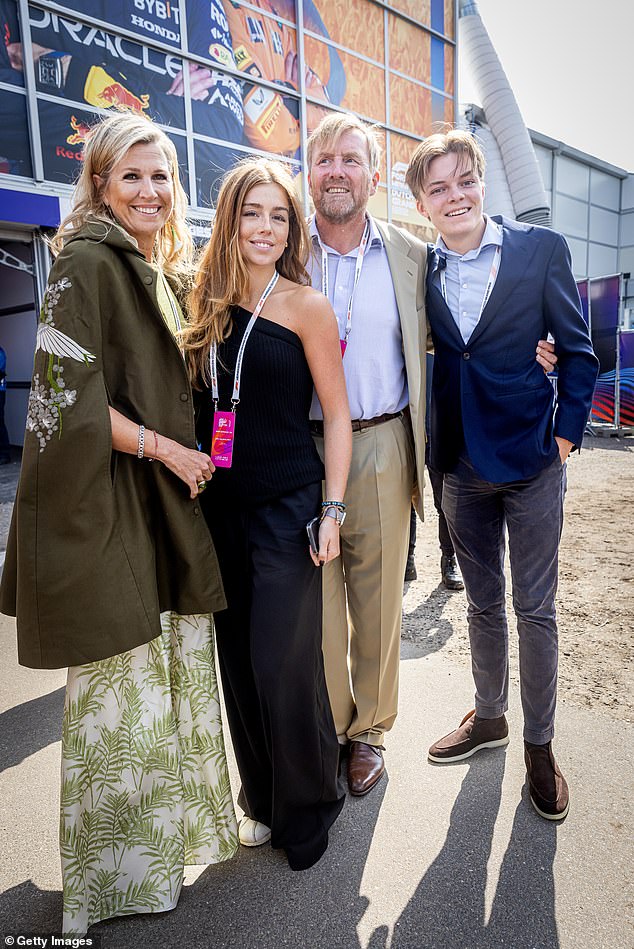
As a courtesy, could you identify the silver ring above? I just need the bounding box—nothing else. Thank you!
[197,480,207,493]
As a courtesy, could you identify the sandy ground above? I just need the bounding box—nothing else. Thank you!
[403,434,634,723]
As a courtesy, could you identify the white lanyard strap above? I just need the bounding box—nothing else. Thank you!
[209,270,279,407]
[439,244,502,323]
[319,218,371,343]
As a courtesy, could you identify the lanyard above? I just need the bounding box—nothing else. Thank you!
[209,270,279,409]
[318,217,371,347]
[439,244,501,323]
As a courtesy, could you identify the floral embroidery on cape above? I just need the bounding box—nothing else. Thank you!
[26,277,96,452]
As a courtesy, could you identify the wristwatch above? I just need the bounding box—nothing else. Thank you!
[322,506,346,527]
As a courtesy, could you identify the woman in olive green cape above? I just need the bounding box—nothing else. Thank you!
[0,113,237,933]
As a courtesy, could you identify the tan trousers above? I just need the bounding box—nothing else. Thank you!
[315,415,415,746]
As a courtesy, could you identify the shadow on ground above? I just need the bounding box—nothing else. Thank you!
[383,757,560,949]
[0,686,64,772]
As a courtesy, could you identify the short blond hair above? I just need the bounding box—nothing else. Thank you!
[405,129,485,199]
[306,112,381,176]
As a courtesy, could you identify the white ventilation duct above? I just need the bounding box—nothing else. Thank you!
[459,0,551,226]
[464,111,516,219]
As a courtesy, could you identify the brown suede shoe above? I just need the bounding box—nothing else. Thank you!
[347,741,385,796]
[428,710,509,763]
[524,741,570,821]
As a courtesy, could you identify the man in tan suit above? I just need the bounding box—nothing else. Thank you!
[306,114,428,795]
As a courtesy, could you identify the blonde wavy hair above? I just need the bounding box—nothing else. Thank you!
[50,112,193,283]
[184,157,310,387]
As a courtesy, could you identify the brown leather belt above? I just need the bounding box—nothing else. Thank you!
[310,411,403,437]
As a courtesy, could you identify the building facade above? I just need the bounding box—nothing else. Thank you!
[0,0,458,445]
[530,130,633,329]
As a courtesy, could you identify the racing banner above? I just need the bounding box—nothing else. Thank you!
[587,274,621,426]
[618,331,634,428]
[0,0,456,210]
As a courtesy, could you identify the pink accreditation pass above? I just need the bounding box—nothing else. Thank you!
[211,411,235,468]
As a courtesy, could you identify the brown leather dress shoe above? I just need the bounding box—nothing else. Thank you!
[524,741,570,820]
[347,741,385,796]
[428,709,509,762]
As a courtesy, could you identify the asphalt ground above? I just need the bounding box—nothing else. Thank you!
[1,614,632,949]
[1,449,632,949]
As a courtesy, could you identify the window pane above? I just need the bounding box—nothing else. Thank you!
[1,1,25,88]
[54,1,184,49]
[308,41,385,122]
[389,15,430,84]
[562,235,587,278]
[620,212,634,246]
[240,77,299,155]
[194,137,244,207]
[389,0,431,29]
[311,0,384,63]
[27,6,187,129]
[556,194,588,239]
[0,89,32,178]
[556,155,589,200]
[590,168,621,210]
[390,75,430,135]
[589,205,619,247]
[588,242,618,278]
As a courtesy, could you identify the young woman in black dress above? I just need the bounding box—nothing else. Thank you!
[184,158,351,871]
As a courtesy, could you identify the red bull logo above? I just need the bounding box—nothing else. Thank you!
[98,82,150,114]
[66,116,92,147]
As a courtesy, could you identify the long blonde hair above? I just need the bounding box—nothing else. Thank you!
[50,112,193,283]
[184,157,310,387]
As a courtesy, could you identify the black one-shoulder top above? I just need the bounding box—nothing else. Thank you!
[195,306,324,503]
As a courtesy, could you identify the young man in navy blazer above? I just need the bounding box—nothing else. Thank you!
[406,130,598,821]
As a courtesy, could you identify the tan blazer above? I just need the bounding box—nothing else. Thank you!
[375,219,428,519]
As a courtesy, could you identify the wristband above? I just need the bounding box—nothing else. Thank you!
[145,428,158,462]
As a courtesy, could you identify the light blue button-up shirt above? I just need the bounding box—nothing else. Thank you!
[434,215,503,344]
[307,215,407,421]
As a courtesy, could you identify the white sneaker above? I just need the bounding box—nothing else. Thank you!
[238,816,271,847]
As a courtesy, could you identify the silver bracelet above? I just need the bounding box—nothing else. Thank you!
[137,424,145,459]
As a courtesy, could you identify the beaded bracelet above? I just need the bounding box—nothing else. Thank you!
[137,424,145,459]
[321,500,346,511]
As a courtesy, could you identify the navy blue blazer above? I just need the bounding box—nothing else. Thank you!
[426,216,599,483]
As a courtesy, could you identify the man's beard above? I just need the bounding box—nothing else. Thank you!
[314,183,369,224]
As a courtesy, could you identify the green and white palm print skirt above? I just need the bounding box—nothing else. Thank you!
[60,613,238,934]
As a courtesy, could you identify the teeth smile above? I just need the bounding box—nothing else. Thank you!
[134,207,160,215]
[252,241,273,248]
[326,188,348,194]
[447,208,469,217]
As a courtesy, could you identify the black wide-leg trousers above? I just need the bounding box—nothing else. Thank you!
[209,481,345,870]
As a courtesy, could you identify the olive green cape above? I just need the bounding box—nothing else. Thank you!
[0,219,225,668]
